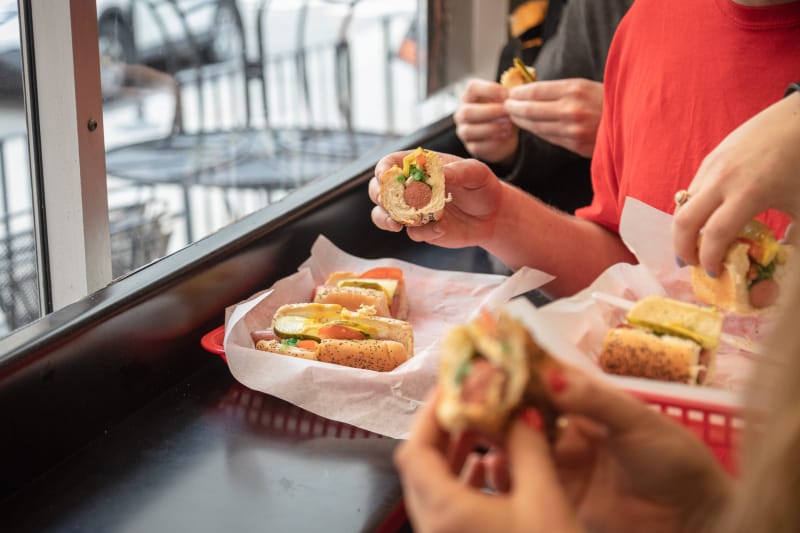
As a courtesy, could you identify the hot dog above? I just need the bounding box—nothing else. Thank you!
[500,57,537,89]
[436,309,561,440]
[254,303,413,372]
[379,147,451,227]
[313,266,409,320]
[598,295,723,385]
[691,219,793,313]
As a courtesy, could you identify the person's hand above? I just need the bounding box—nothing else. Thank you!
[673,92,800,275]
[453,79,519,165]
[368,151,505,249]
[395,366,733,533]
[504,78,603,158]
[394,390,585,533]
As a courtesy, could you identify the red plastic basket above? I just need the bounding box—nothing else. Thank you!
[201,325,740,474]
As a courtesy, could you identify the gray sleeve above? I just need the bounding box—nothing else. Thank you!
[503,0,632,186]
[534,0,633,83]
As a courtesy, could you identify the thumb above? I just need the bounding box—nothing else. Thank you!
[443,159,497,191]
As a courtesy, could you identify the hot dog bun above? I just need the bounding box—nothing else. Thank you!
[500,58,537,88]
[314,269,409,320]
[436,310,560,439]
[691,221,793,314]
[598,295,722,385]
[379,147,450,227]
[256,303,413,372]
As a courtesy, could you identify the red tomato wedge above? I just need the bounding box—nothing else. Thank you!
[318,325,367,340]
[738,237,765,265]
[359,267,404,280]
[478,308,497,337]
[296,339,319,350]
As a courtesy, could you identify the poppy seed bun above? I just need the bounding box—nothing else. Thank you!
[379,149,449,227]
[599,328,710,385]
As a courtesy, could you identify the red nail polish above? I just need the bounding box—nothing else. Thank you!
[547,368,568,393]
[520,408,543,432]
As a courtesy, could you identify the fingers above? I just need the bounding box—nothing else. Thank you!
[461,78,507,104]
[544,365,654,436]
[505,98,562,124]
[509,78,583,101]
[482,449,511,493]
[455,117,515,144]
[505,409,580,526]
[455,102,511,126]
[697,201,760,275]
[672,181,763,274]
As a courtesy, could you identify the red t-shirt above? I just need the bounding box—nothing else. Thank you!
[576,0,800,238]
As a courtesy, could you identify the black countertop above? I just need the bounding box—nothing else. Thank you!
[1,360,404,533]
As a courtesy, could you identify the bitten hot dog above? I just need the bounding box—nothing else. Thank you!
[436,309,561,440]
[313,266,409,320]
[254,303,413,372]
[379,147,451,227]
[691,219,793,313]
[500,57,537,89]
[598,295,723,385]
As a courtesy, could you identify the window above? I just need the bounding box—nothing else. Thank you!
[0,0,40,336]
[0,0,469,339]
[98,0,438,268]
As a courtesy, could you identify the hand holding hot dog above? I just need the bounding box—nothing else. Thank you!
[395,365,733,533]
[369,151,505,249]
[673,92,800,276]
[504,78,603,158]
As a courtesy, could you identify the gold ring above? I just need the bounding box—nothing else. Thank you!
[674,190,690,207]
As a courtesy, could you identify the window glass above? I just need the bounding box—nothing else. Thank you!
[0,0,40,336]
[98,0,451,276]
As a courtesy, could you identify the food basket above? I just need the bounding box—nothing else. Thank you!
[201,324,740,474]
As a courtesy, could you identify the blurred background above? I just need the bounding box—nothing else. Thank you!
[0,0,504,335]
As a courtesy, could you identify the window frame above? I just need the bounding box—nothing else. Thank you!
[20,0,111,316]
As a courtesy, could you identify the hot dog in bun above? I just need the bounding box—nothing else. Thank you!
[691,219,793,313]
[254,303,413,372]
[313,266,409,320]
[379,147,451,227]
[500,57,537,89]
[436,309,561,440]
[598,295,723,386]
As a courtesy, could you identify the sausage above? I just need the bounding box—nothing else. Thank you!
[251,329,278,343]
[749,278,779,309]
[403,180,432,209]
[460,358,508,404]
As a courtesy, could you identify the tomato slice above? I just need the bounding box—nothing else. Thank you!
[738,237,765,265]
[478,308,497,336]
[359,267,404,280]
[318,325,367,340]
[416,153,427,170]
[296,339,319,350]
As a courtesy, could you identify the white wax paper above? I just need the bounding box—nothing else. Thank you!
[503,198,775,410]
[223,235,554,438]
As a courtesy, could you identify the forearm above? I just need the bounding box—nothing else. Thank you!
[483,182,635,297]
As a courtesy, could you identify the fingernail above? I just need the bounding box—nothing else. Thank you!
[675,256,686,268]
[705,269,718,279]
[546,368,568,394]
[431,223,444,235]
[520,408,543,432]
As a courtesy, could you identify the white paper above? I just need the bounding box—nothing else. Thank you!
[223,235,554,438]
[504,198,776,410]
